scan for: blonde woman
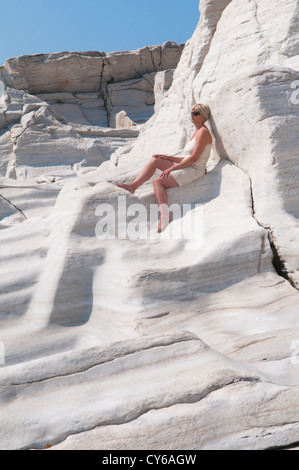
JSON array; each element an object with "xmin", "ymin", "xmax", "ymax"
[{"xmin": 116, "ymin": 104, "xmax": 212, "ymax": 232}]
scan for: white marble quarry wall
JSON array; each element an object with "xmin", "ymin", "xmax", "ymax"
[
  {"xmin": 0, "ymin": 0, "xmax": 299, "ymax": 451},
  {"xmin": 0, "ymin": 43, "xmax": 183, "ymax": 185},
  {"xmin": 1, "ymin": 42, "xmax": 184, "ymax": 128}
]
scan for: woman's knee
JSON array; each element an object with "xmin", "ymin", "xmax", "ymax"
[
  {"xmin": 150, "ymin": 156, "xmax": 159, "ymax": 167},
  {"xmin": 153, "ymin": 176, "xmax": 162, "ymax": 187}
]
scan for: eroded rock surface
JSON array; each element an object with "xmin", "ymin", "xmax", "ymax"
[{"xmin": 0, "ymin": 0, "xmax": 298, "ymax": 450}]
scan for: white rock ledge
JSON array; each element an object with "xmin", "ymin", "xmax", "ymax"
[{"xmin": 0, "ymin": 0, "xmax": 299, "ymax": 451}]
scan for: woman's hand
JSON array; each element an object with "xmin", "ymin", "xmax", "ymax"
[{"xmin": 160, "ymin": 168, "xmax": 173, "ymax": 178}]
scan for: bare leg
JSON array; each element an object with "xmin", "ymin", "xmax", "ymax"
[
  {"xmin": 153, "ymin": 174, "xmax": 178, "ymax": 232},
  {"xmin": 116, "ymin": 157, "xmax": 174, "ymax": 194}
]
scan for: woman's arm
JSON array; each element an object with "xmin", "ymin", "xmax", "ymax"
[
  {"xmin": 160, "ymin": 129, "xmax": 211, "ymax": 177},
  {"xmin": 153, "ymin": 154, "xmax": 184, "ymax": 163}
]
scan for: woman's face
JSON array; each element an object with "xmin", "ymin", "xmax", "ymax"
[{"xmin": 191, "ymin": 109, "xmax": 204, "ymax": 125}]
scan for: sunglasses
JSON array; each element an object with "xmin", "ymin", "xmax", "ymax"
[{"xmin": 191, "ymin": 111, "xmax": 201, "ymax": 116}]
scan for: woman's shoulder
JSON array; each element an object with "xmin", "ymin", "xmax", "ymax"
[{"xmin": 195, "ymin": 126, "xmax": 212, "ymax": 144}]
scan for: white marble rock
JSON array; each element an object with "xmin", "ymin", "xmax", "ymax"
[{"xmin": 0, "ymin": 0, "xmax": 298, "ymax": 451}]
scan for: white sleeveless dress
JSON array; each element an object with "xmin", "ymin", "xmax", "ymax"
[{"xmin": 171, "ymin": 138, "xmax": 212, "ymax": 187}]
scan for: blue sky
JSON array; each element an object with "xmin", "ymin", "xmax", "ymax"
[{"xmin": 0, "ymin": 0, "xmax": 200, "ymax": 65}]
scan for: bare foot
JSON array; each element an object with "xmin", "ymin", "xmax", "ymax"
[
  {"xmin": 157, "ymin": 215, "xmax": 172, "ymax": 233},
  {"xmin": 115, "ymin": 182, "xmax": 135, "ymax": 194}
]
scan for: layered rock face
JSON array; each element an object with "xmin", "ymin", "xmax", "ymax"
[
  {"xmin": 0, "ymin": 0, "xmax": 299, "ymax": 450},
  {"xmin": 2, "ymin": 43, "xmax": 182, "ymax": 127},
  {"xmin": 0, "ymin": 43, "xmax": 183, "ymax": 182}
]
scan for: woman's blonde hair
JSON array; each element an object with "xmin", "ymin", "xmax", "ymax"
[{"xmin": 192, "ymin": 104, "xmax": 210, "ymax": 121}]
